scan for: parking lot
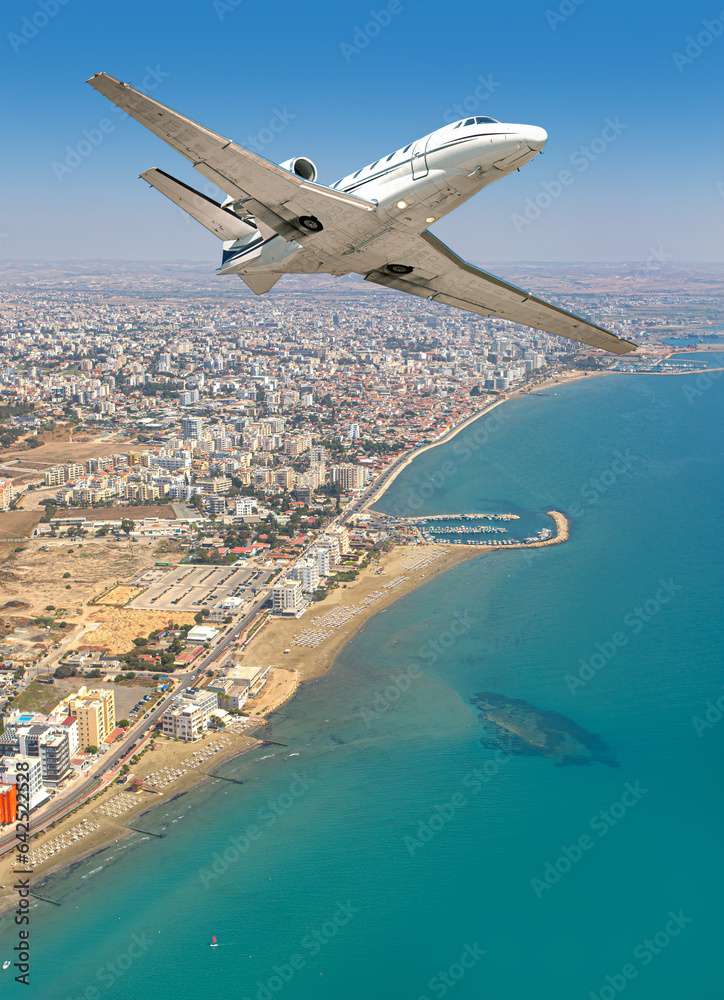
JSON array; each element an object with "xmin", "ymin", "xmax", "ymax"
[{"xmin": 128, "ymin": 564, "xmax": 272, "ymax": 612}]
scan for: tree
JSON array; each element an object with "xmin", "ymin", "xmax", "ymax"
[
  {"xmin": 118, "ymin": 719, "xmax": 130, "ymax": 728},
  {"xmin": 54, "ymin": 664, "xmax": 73, "ymax": 679},
  {"xmin": 121, "ymin": 518, "xmax": 135, "ymax": 537},
  {"xmin": 85, "ymin": 745, "xmax": 98, "ymax": 755}
]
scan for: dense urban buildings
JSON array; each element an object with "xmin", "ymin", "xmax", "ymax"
[{"xmin": 1, "ymin": 260, "xmax": 718, "ymax": 828}]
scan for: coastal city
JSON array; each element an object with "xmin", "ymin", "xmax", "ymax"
[
  {"xmin": 4, "ymin": 1, "xmax": 723, "ymax": 993},
  {"xmin": 0, "ymin": 259, "xmax": 722, "ymax": 904}
]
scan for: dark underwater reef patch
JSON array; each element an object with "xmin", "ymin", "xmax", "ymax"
[{"xmin": 473, "ymin": 692, "xmax": 617, "ymax": 767}]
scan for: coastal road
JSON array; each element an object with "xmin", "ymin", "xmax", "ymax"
[{"xmin": 0, "ymin": 590, "xmax": 271, "ymax": 856}]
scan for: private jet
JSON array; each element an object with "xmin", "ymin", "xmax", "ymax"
[{"xmin": 87, "ymin": 73, "xmax": 635, "ymax": 354}]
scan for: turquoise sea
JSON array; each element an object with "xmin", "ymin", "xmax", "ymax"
[{"xmin": 2, "ymin": 370, "xmax": 723, "ymax": 999}]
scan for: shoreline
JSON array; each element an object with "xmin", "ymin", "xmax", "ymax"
[
  {"xmin": 362, "ymin": 368, "xmax": 601, "ymax": 511},
  {"xmin": 0, "ymin": 364, "xmax": 633, "ymax": 910}
]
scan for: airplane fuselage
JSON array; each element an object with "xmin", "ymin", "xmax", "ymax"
[
  {"xmin": 220, "ymin": 116, "xmax": 548, "ymax": 277},
  {"xmin": 334, "ymin": 116, "xmax": 547, "ymax": 230}
]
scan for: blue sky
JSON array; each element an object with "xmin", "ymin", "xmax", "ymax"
[{"xmin": 2, "ymin": 0, "xmax": 723, "ymax": 262}]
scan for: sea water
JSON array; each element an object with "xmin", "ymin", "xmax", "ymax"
[{"xmin": 2, "ymin": 371, "xmax": 722, "ymax": 999}]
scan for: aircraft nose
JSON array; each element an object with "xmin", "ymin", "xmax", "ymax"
[{"xmin": 521, "ymin": 125, "xmax": 548, "ymax": 150}]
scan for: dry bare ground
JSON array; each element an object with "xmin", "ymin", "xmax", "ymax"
[
  {"xmin": 0, "ymin": 539, "xmax": 170, "ymax": 620},
  {"xmin": 0, "ymin": 433, "xmax": 136, "ymax": 468},
  {"xmin": 81, "ymin": 607, "xmax": 196, "ymax": 654},
  {"xmin": 61, "ymin": 504, "xmax": 177, "ymax": 522},
  {"xmin": 0, "ymin": 510, "xmax": 42, "ymax": 539}
]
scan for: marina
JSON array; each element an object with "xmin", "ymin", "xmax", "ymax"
[{"xmin": 396, "ymin": 511, "xmax": 557, "ymax": 547}]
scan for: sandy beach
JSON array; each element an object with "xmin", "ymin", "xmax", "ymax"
[
  {"xmin": 240, "ymin": 543, "xmax": 482, "ymax": 682},
  {"xmin": 0, "ymin": 377, "xmax": 578, "ymax": 906}
]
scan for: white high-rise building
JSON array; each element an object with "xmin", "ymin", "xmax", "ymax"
[
  {"xmin": 235, "ymin": 497, "xmax": 256, "ymax": 517},
  {"xmin": 181, "ymin": 416, "xmax": 204, "ymax": 441},
  {"xmin": 309, "ymin": 545, "xmax": 332, "ymax": 578},
  {"xmin": 289, "ymin": 557, "xmax": 320, "ymax": 594},
  {"xmin": 272, "ymin": 579, "xmax": 305, "ymax": 615},
  {"xmin": 317, "ymin": 534, "xmax": 341, "ymax": 566},
  {"xmin": 0, "ymin": 755, "xmax": 45, "ymax": 810}
]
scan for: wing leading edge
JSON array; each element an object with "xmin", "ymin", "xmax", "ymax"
[
  {"xmin": 365, "ymin": 232, "xmax": 637, "ymax": 355},
  {"xmin": 86, "ymin": 72, "xmax": 376, "ymax": 248}
]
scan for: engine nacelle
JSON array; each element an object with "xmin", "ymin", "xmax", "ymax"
[{"xmin": 278, "ymin": 156, "xmax": 318, "ymax": 183}]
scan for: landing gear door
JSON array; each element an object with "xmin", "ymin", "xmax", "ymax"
[{"xmin": 411, "ymin": 137, "xmax": 429, "ymax": 180}]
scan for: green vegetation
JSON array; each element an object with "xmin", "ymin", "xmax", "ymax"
[{"xmin": 10, "ymin": 681, "xmax": 62, "ymax": 714}]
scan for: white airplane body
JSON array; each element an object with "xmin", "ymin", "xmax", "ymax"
[{"xmin": 88, "ymin": 73, "xmax": 636, "ymax": 354}]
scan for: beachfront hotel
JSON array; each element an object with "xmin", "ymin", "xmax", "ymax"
[
  {"xmin": 161, "ymin": 687, "xmax": 219, "ymax": 742},
  {"xmin": 272, "ymin": 579, "xmax": 306, "ymax": 616}
]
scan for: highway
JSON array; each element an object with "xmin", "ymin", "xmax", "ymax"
[
  {"xmin": 1, "ymin": 443, "xmax": 422, "ymax": 856},
  {"xmin": 0, "ymin": 588, "xmax": 271, "ymax": 856}
]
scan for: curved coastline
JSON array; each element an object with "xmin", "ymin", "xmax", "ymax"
[
  {"xmin": 0, "ymin": 374, "xmax": 578, "ymax": 907},
  {"xmin": 0, "ymin": 370, "xmax": 601, "ymax": 908}
]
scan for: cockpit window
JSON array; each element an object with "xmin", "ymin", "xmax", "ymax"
[{"xmin": 455, "ymin": 116, "xmax": 499, "ymax": 127}]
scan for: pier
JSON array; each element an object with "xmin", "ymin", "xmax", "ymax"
[
  {"xmin": 125, "ymin": 824, "xmax": 166, "ymax": 839},
  {"xmin": 399, "ymin": 512, "xmax": 520, "ymax": 523},
  {"xmin": 206, "ymin": 772, "xmax": 246, "ymax": 785}
]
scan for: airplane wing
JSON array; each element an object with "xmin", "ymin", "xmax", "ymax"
[
  {"xmin": 87, "ymin": 73, "xmax": 376, "ymax": 246},
  {"xmin": 365, "ymin": 231, "xmax": 637, "ymax": 354}
]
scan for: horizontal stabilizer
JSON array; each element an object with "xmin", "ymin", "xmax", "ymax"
[
  {"xmin": 140, "ymin": 168, "xmax": 255, "ymax": 241},
  {"xmin": 240, "ymin": 273, "xmax": 281, "ymax": 295}
]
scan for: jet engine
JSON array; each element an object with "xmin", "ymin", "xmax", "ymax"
[{"xmin": 278, "ymin": 157, "xmax": 318, "ymax": 183}]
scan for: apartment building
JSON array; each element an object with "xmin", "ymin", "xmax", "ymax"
[
  {"xmin": 161, "ymin": 687, "xmax": 218, "ymax": 742},
  {"xmin": 60, "ymin": 687, "xmax": 116, "ymax": 750},
  {"xmin": 39, "ymin": 730, "xmax": 71, "ymax": 787},
  {"xmin": 161, "ymin": 702, "xmax": 207, "ymax": 742},
  {"xmin": 0, "ymin": 478, "xmax": 15, "ymax": 511},
  {"xmin": 308, "ymin": 545, "xmax": 332, "ymax": 578},
  {"xmin": 289, "ymin": 557, "xmax": 320, "ymax": 594},
  {"xmin": 0, "ymin": 755, "xmax": 45, "ymax": 810},
  {"xmin": 331, "ymin": 463, "xmax": 367, "ymax": 492},
  {"xmin": 272, "ymin": 579, "xmax": 306, "ymax": 615}
]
